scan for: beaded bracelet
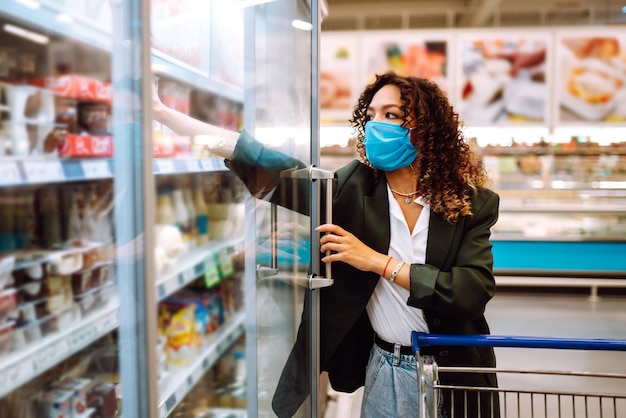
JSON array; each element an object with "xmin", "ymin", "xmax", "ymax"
[
  {"xmin": 389, "ymin": 261, "xmax": 405, "ymax": 283},
  {"xmin": 382, "ymin": 257, "xmax": 393, "ymax": 278}
]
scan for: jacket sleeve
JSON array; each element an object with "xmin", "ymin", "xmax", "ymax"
[
  {"xmin": 407, "ymin": 190, "xmax": 500, "ymax": 319},
  {"xmin": 224, "ymin": 129, "xmax": 307, "ymax": 200}
]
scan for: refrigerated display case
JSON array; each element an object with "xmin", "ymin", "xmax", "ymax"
[
  {"xmin": 484, "ymin": 145, "xmax": 626, "ymax": 276},
  {"xmin": 0, "ymin": 1, "xmax": 326, "ymax": 417}
]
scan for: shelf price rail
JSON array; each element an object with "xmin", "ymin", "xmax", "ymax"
[{"xmin": 411, "ymin": 331, "xmax": 626, "ymax": 418}]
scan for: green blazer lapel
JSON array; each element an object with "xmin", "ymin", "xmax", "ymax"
[
  {"xmin": 363, "ymin": 179, "xmax": 390, "ymax": 255},
  {"xmin": 426, "ymin": 212, "xmax": 457, "ymax": 269}
]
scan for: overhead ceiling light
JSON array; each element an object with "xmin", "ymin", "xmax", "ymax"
[
  {"xmin": 14, "ymin": 0, "xmax": 40, "ymax": 9},
  {"xmin": 292, "ymin": 19, "xmax": 313, "ymax": 31},
  {"xmin": 3, "ymin": 23, "xmax": 49, "ymax": 44}
]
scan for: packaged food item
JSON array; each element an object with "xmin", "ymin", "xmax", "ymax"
[
  {"xmin": 48, "ymin": 251, "xmax": 83, "ymax": 275},
  {"xmin": 87, "ymin": 383, "xmax": 117, "ymax": 418},
  {"xmin": 0, "ymin": 191, "xmax": 17, "ymax": 251},
  {"xmin": 0, "ymin": 256, "xmax": 15, "ymax": 291},
  {"xmin": 163, "ymin": 305, "xmax": 198, "ymax": 369},
  {"xmin": 55, "ymin": 303, "xmax": 81, "ymax": 329},
  {"xmin": 0, "ymin": 288, "xmax": 18, "ymax": 319},
  {"xmin": 78, "ymin": 103, "xmax": 110, "ymax": 136},
  {"xmin": 183, "ymin": 187, "xmax": 197, "ymax": 249},
  {"xmin": 54, "ymin": 97, "xmax": 78, "ymax": 133},
  {"xmin": 172, "ymin": 188, "xmax": 191, "ymax": 247},
  {"xmin": 56, "ymin": 377, "xmax": 92, "ymax": 416},
  {"xmin": 154, "ymin": 224, "xmax": 184, "ymax": 274},
  {"xmin": 74, "ymin": 288, "xmax": 98, "ymax": 316},
  {"xmin": 0, "ymin": 319, "xmax": 16, "ymax": 355},
  {"xmin": 71, "ymin": 267, "xmax": 97, "ymax": 296},
  {"xmin": 36, "ymin": 186, "xmax": 63, "ymax": 248},
  {"xmin": 58, "ymin": 133, "xmax": 113, "ymax": 157},
  {"xmin": 35, "ymin": 388, "xmax": 73, "ymax": 418},
  {"xmin": 156, "ymin": 188, "xmax": 176, "ymax": 226},
  {"xmin": 45, "ymin": 278, "xmax": 73, "ymax": 313},
  {"xmin": 193, "ymin": 184, "xmax": 209, "ymax": 246}
]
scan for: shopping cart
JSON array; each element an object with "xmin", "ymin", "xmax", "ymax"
[{"xmin": 411, "ymin": 331, "xmax": 626, "ymax": 418}]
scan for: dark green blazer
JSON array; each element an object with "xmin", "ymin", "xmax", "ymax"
[{"xmin": 227, "ymin": 131, "xmax": 500, "ymax": 418}]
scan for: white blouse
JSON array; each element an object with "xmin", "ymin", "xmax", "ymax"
[{"xmin": 365, "ymin": 185, "xmax": 431, "ymax": 346}]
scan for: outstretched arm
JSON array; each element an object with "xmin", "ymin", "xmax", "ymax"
[{"xmin": 152, "ymin": 83, "xmax": 239, "ymax": 159}]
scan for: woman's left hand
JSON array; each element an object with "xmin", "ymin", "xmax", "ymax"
[{"xmin": 317, "ymin": 223, "xmax": 382, "ymax": 273}]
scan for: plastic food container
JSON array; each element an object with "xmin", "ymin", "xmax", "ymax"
[
  {"xmin": 0, "ymin": 319, "xmax": 16, "ymax": 355},
  {"xmin": 0, "ymin": 288, "xmax": 17, "ymax": 319},
  {"xmin": 48, "ymin": 251, "xmax": 83, "ymax": 275},
  {"xmin": 0, "ymin": 256, "xmax": 15, "ymax": 291}
]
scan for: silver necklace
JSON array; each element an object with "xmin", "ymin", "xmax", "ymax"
[{"xmin": 390, "ymin": 188, "xmax": 419, "ymax": 204}]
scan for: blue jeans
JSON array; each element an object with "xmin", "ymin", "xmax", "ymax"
[{"xmin": 361, "ymin": 344, "xmax": 446, "ymax": 418}]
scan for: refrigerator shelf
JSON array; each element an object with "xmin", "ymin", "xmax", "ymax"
[
  {"xmin": 152, "ymin": 50, "xmax": 244, "ymax": 104},
  {"xmin": 157, "ymin": 311, "xmax": 245, "ymax": 418},
  {"xmin": 0, "ymin": 302, "xmax": 119, "ymax": 397},
  {"xmin": 156, "ymin": 237, "xmax": 243, "ymax": 301},
  {"xmin": 0, "ymin": 157, "xmax": 228, "ymax": 187},
  {"xmin": 0, "ymin": 1, "xmax": 112, "ymax": 52}
]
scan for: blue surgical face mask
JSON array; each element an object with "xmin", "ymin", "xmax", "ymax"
[{"xmin": 363, "ymin": 121, "xmax": 417, "ymax": 171}]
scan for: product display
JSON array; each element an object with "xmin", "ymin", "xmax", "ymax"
[{"xmin": 0, "ymin": 2, "xmax": 247, "ymax": 416}]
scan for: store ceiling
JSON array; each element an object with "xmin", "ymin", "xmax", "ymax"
[{"xmin": 322, "ymin": 0, "xmax": 626, "ymax": 30}]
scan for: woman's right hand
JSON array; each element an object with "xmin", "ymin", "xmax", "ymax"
[
  {"xmin": 148, "ymin": 76, "xmax": 239, "ymax": 158},
  {"xmin": 151, "ymin": 79, "xmax": 167, "ymax": 123}
]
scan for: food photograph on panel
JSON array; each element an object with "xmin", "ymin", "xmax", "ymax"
[
  {"xmin": 557, "ymin": 32, "xmax": 626, "ymax": 123},
  {"xmin": 320, "ymin": 34, "xmax": 360, "ymax": 124},
  {"xmin": 459, "ymin": 33, "xmax": 549, "ymax": 125},
  {"xmin": 361, "ymin": 31, "xmax": 450, "ymax": 93}
]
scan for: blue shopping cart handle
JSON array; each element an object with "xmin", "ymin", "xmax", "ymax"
[{"xmin": 411, "ymin": 331, "xmax": 626, "ymax": 352}]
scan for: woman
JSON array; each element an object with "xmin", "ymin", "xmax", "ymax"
[{"xmin": 154, "ymin": 72, "xmax": 500, "ymax": 418}]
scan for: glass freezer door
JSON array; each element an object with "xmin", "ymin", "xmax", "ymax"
[
  {"xmin": 146, "ymin": 0, "xmax": 329, "ymax": 417},
  {"xmin": 244, "ymin": 1, "xmax": 330, "ymax": 417}
]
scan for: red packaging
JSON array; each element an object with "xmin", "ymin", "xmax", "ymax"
[
  {"xmin": 59, "ymin": 134, "xmax": 113, "ymax": 157},
  {"xmin": 28, "ymin": 75, "xmax": 112, "ymax": 103}
]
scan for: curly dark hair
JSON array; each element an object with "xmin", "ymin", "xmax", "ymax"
[{"xmin": 350, "ymin": 72, "xmax": 489, "ymax": 223}]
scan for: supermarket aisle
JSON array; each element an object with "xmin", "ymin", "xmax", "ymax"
[{"xmin": 323, "ymin": 290, "xmax": 626, "ymax": 417}]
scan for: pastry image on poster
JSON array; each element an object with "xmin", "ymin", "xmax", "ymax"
[
  {"xmin": 361, "ymin": 32, "xmax": 449, "ymax": 92},
  {"xmin": 557, "ymin": 34, "xmax": 626, "ymax": 123},
  {"xmin": 320, "ymin": 34, "xmax": 359, "ymax": 124},
  {"xmin": 459, "ymin": 35, "xmax": 548, "ymax": 125}
]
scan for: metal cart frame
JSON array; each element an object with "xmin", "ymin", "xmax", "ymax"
[{"xmin": 411, "ymin": 331, "xmax": 626, "ymax": 418}]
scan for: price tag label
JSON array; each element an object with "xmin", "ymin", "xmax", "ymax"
[
  {"xmin": 82, "ymin": 160, "xmax": 112, "ymax": 179},
  {"xmin": 32, "ymin": 340, "xmax": 68, "ymax": 371},
  {"xmin": 23, "ymin": 161, "xmax": 64, "ymax": 183},
  {"xmin": 205, "ymin": 351, "xmax": 218, "ymax": 368},
  {"xmin": 216, "ymin": 340, "xmax": 228, "ymax": 355},
  {"xmin": 218, "ymin": 249, "xmax": 234, "ymax": 278},
  {"xmin": 164, "ymin": 394, "xmax": 177, "ymax": 413},
  {"xmin": 185, "ymin": 159, "xmax": 200, "ymax": 172},
  {"xmin": 0, "ymin": 161, "xmax": 22, "ymax": 185},
  {"xmin": 156, "ymin": 159, "xmax": 175, "ymax": 174},
  {"xmin": 68, "ymin": 324, "xmax": 98, "ymax": 350},
  {"xmin": 213, "ymin": 159, "xmax": 227, "ymax": 170},
  {"xmin": 183, "ymin": 267, "xmax": 195, "ymax": 283},
  {"xmin": 95, "ymin": 310, "xmax": 119, "ymax": 334},
  {"xmin": 158, "ymin": 284, "xmax": 166, "ymax": 299},
  {"xmin": 199, "ymin": 158, "xmax": 219, "ymax": 172},
  {"xmin": 0, "ymin": 364, "xmax": 24, "ymax": 394},
  {"xmin": 204, "ymin": 262, "xmax": 220, "ymax": 288}
]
